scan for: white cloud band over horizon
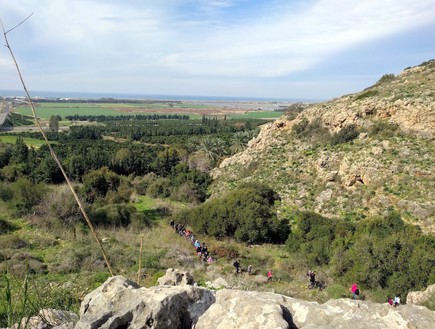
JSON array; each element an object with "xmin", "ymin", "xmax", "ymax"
[{"xmin": 1, "ymin": 0, "xmax": 434, "ymax": 99}]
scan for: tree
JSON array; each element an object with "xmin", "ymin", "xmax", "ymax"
[
  {"xmin": 177, "ymin": 183, "xmax": 289, "ymax": 244},
  {"xmin": 12, "ymin": 177, "xmax": 48, "ymax": 215},
  {"xmin": 81, "ymin": 167, "xmax": 120, "ymax": 203},
  {"xmin": 49, "ymin": 115, "xmax": 60, "ymax": 132},
  {"xmin": 10, "ymin": 137, "xmax": 28, "ymax": 164}
]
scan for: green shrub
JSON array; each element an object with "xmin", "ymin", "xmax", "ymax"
[
  {"xmin": 11, "ymin": 178, "xmax": 48, "ymax": 215},
  {"xmin": 146, "ymin": 177, "xmax": 171, "ymax": 198},
  {"xmin": 0, "ymin": 183, "xmax": 13, "ymax": 202},
  {"xmin": 285, "ymin": 212, "xmax": 336, "ymax": 265},
  {"xmin": 292, "ymin": 118, "xmax": 331, "ymax": 145},
  {"xmin": 369, "ymin": 121, "xmax": 399, "ymax": 139},
  {"xmin": 354, "ymin": 89, "xmax": 379, "ymax": 101},
  {"xmin": 376, "ymin": 73, "xmax": 395, "ymax": 85},
  {"xmin": 0, "ymin": 219, "xmax": 16, "ymax": 234},
  {"xmin": 175, "ymin": 183, "xmax": 289, "ymax": 244},
  {"xmin": 331, "ymin": 125, "xmax": 359, "ymax": 145},
  {"xmin": 90, "ymin": 203, "xmax": 136, "ymax": 227}
]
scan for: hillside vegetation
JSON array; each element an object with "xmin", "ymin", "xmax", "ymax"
[{"xmin": 212, "ymin": 59, "xmax": 435, "ymax": 233}]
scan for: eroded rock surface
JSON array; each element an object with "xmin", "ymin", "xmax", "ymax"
[{"xmin": 71, "ymin": 275, "xmax": 434, "ymax": 329}]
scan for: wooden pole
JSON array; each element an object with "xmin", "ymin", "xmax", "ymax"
[{"xmin": 137, "ymin": 235, "xmax": 144, "ymax": 283}]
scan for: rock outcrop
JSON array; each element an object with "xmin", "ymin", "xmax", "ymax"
[
  {"xmin": 74, "ymin": 276, "xmax": 215, "ymax": 329},
  {"xmin": 157, "ymin": 268, "xmax": 194, "ymax": 286},
  {"xmin": 407, "ymin": 284, "xmax": 435, "ymax": 306},
  {"xmin": 71, "ymin": 275, "xmax": 435, "ymax": 329}
]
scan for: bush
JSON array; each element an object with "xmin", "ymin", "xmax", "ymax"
[
  {"xmin": 11, "ymin": 178, "xmax": 48, "ymax": 215},
  {"xmin": 211, "ymin": 246, "xmax": 239, "ymax": 259},
  {"xmin": 369, "ymin": 121, "xmax": 399, "ymax": 139},
  {"xmin": 354, "ymin": 89, "xmax": 379, "ymax": 101},
  {"xmin": 81, "ymin": 167, "xmax": 120, "ymax": 203},
  {"xmin": 285, "ymin": 211, "xmax": 435, "ymax": 299},
  {"xmin": 175, "ymin": 183, "xmax": 289, "ymax": 244},
  {"xmin": 376, "ymin": 73, "xmax": 395, "ymax": 85},
  {"xmin": 0, "ymin": 183, "xmax": 13, "ymax": 202},
  {"xmin": 0, "ymin": 218, "xmax": 16, "ymax": 234},
  {"xmin": 146, "ymin": 177, "xmax": 171, "ymax": 198},
  {"xmin": 292, "ymin": 118, "xmax": 331, "ymax": 145},
  {"xmin": 285, "ymin": 212, "xmax": 336, "ymax": 265},
  {"xmin": 331, "ymin": 125, "xmax": 359, "ymax": 145},
  {"xmin": 132, "ymin": 173, "xmax": 158, "ymax": 195},
  {"xmin": 90, "ymin": 203, "xmax": 136, "ymax": 227}
]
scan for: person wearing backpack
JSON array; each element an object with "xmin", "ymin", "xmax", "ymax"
[
  {"xmin": 350, "ymin": 283, "xmax": 360, "ymax": 299},
  {"xmin": 233, "ymin": 259, "xmax": 240, "ymax": 274}
]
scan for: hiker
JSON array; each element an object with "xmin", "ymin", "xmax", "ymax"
[
  {"xmin": 267, "ymin": 270, "xmax": 273, "ymax": 282},
  {"xmin": 350, "ymin": 283, "xmax": 360, "ymax": 300},
  {"xmin": 307, "ymin": 270, "xmax": 316, "ymax": 288},
  {"xmin": 202, "ymin": 243, "xmax": 208, "ymax": 255},
  {"xmin": 196, "ymin": 245, "xmax": 202, "ymax": 257},
  {"xmin": 233, "ymin": 259, "xmax": 240, "ymax": 274},
  {"xmin": 393, "ymin": 295, "xmax": 400, "ymax": 307},
  {"xmin": 387, "ymin": 297, "xmax": 393, "ymax": 305},
  {"xmin": 207, "ymin": 255, "xmax": 213, "ymax": 264},
  {"xmin": 247, "ymin": 264, "xmax": 252, "ymax": 275}
]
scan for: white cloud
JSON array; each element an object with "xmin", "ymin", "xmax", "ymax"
[{"xmin": 1, "ymin": 0, "xmax": 434, "ymax": 97}]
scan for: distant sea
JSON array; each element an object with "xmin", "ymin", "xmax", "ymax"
[{"xmin": 0, "ymin": 89, "xmax": 318, "ymax": 103}]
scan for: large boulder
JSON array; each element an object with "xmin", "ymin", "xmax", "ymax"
[
  {"xmin": 195, "ymin": 289, "xmax": 435, "ymax": 329},
  {"xmin": 72, "ymin": 275, "xmax": 435, "ymax": 329},
  {"xmin": 74, "ymin": 276, "xmax": 215, "ymax": 329}
]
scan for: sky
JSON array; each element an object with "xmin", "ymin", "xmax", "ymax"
[{"xmin": 0, "ymin": 0, "xmax": 434, "ymax": 100}]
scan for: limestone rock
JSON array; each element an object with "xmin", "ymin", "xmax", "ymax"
[
  {"xmin": 205, "ymin": 277, "xmax": 229, "ymax": 289},
  {"xmin": 5, "ymin": 309, "xmax": 78, "ymax": 329},
  {"xmin": 407, "ymin": 284, "xmax": 435, "ymax": 306},
  {"xmin": 157, "ymin": 268, "xmax": 194, "ymax": 286},
  {"xmin": 74, "ymin": 275, "xmax": 215, "ymax": 329},
  {"xmin": 71, "ymin": 275, "xmax": 435, "ymax": 329},
  {"xmin": 196, "ymin": 289, "xmax": 435, "ymax": 329}
]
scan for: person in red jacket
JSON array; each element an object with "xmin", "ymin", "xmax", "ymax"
[{"xmin": 267, "ymin": 270, "xmax": 273, "ymax": 282}]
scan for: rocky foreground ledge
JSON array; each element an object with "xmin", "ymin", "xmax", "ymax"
[{"xmin": 4, "ymin": 269, "xmax": 435, "ymax": 329}]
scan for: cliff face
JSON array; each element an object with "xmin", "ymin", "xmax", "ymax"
[{"xmin": 212, "ymin": 60, "xmax": 435, "ymax": 233}]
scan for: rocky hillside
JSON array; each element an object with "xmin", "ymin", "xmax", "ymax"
[{"xmin": 212, "ymin": 60, "xmax": 435, "ymax": 233}]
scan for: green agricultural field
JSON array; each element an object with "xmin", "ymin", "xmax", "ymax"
[
  {"xmin": 14, "ymin": 104, "xmax": 122, "ymax": 119},
  {"xmin": 0, "ymin": 135, "xmax": 51, "ymax": 148},
  {"xmin": 13, "ymin": 102, "xmax": 282, "ymax": 121}
]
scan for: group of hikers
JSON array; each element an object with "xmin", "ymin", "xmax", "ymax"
[
  {"xmin": 170, "ymin": 221, "xmax": 401, "ymax": 304},
  {"xmin": 170, "ymin": 221, "xmax": 274, "ymax": 281},
  {"xmin": 171, "ymin": 221, "xmax": 213, "ymax": 263},
  {"xmin": 232, "ymin": 259, "xmax": 273, "ymax": 281}
]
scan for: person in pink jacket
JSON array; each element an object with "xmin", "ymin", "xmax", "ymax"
[
  {"xmin": 267, "ymin": 270, "xmax": 273, "ymax": 282},
  {"xmin": 350, "ymin": 283, "xmax": 360, "ymax": 299}
]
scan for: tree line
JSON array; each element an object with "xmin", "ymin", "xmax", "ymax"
[{"xmin": 65, "ymin": 114, "xmax": 190, "ymax": 122}]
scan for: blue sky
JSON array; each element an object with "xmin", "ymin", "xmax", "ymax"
[{"xmin": 1, "ymin": 0, "xmax": 434, "ymax": 100}]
